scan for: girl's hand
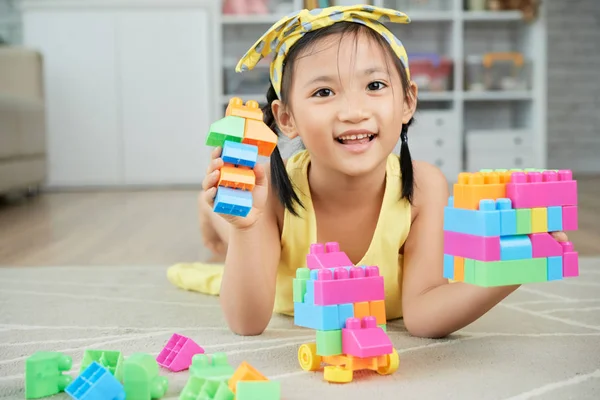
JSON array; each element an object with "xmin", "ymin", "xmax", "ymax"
[
  {"xmin": 201, "ymin": 146, "xmax": 269, "ymax": 231},
  {"xmin": 551, "ymin": 231, "xmax": 569, "ymax": 242}
]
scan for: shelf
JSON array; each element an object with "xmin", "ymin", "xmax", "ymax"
[
  {"xmin": 405, "ymin": 11, "xmax": 454, "ymax": 21},
  {"xmin": 462, "ymin": 91, "xmax": 532, "ymax": 101},
  {"xmin": 221, "ymin": 14, "xmax": 287, "ymax": 24},
  {"xmin": 462, "ymin": 11, "xmax": 523, "ymax": 21},
  {"xmin": 418, "ymin": 92, "xmax": 454, "ymax": 101}
]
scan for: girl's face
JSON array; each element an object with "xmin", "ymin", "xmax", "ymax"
[{"xmin": 274, "ymin": 31, "xmax": 417, "ymax": 177}]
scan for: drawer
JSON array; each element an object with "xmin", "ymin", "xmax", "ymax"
[
  {"xmin": 467, "ymin": 150, "xmax": 535, "ymax": 172},
  {"xmin": 412, "ymin": 110, "xmax": 458, "ymax": 134},
  {"xmin": 466, "ymin": 129, "xmax": 533, "ymax": 152}
]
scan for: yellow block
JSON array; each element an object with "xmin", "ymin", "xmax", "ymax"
[{"xmin": 531, "ymin": 207, "xmax": 548, "ymax": 233}]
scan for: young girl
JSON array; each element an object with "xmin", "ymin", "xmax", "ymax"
[{"xmin": 168, "ymin": 5, "xmax": 568, "ymax": 337}]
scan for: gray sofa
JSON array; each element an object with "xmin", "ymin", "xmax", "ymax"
[{"xmin": 0, "ymin": 46, "xmax": 47, "ymax": 196}]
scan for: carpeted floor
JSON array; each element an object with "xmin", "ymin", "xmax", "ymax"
[{"xmin": 1, "ymin": 260, "xmax": 599, "ymax": 400}]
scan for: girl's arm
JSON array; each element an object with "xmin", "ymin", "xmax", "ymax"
[
  {"xmin": 219, "ymin": 166, "xmax": 282, "ymax": 336},
  {"xmin": 401, "ymin": 162, "xmax": 519, "ymax": 338}
]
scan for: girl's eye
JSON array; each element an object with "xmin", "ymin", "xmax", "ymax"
[
  {"xmin": 367, "ymin": 81, "xmax": 387, "ymax": 91},
  {"xmin": 313, "ymin": 88, "xmax": 333, "ymax": 97}
]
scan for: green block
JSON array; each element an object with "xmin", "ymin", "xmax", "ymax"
[
  {"xmin": 473, "ymin": 258, "xmax": 548, "ymax": 287},
  {"xmin": 80, "ymin": 350, "xmax": 124, "ymax": 381},
  {"xmin": 123, "ymin": 353, "xmax": 168, "ymax": 400},
  {"xmin": 206, "ymin": 116, "xmax": 245, "ymax": 147},
  {"xmin": 292, "ymin": 278, "xmax": 307, "ymax": 303},
  {"xmin": 25, "ymin": 352, "xmax": 73, "ymax": 399},
  {"xmin": 378, "ymin": 324, "xmax": 387, "ymax": 332},
  {"xmin": 236, "ymin": 381, "xmax": 281, "ymax": 400},
  {"xmin": 180, "ymin": 375, "xmax": 234, "ymax": 400},
  {"xmin": 516, "ymin": 208, "xmax": 532, "ymax": 234},
  {"xmin": 189, "ymin": 353, "xmax": 234, "ymax": 381},
  {"xmin": 316, "ymin": 330, "xmax": 342, "ymax": 356},
  {"xmin": 464, "ymin": 258, "xmax": 476, "ymax": 284}
]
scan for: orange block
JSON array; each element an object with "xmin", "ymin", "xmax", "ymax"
[
  {"xmin": 369, "ymin": 300, "xmax": 386, "ymax": 325},
  {"xmin": 228, "ymin": 361, "xmax": 268, "ymax": 393},
  {"xmin": 454, "ymin": 256, "xmax": 464, "ymax": 282},
  {"xmin": 243, "ymin": 119, "xmax": 277, "ymax": 157},
  {"xmin": 453, "ymin": 171, "xmax": 512, "ymax": 210},
  {"xmin": 225, "ymin": 97, "xmax": 263, "ymax": 121},
  {"xmin": 354, "ymin": 302, "xmax": 370, "ymax": 319},
  {"xmin": 218, "ymin": 164, "xmax": 255, "ymax": 191}
]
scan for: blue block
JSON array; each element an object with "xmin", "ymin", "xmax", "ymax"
[
  {"xmin": 499, "ymin": 235, "xmax": 532, "ymax": 260},
  {"xmin": 213, "ymin": 187, "xmax": 252, "ymax": 217},
  {"xmin": 303, "ymin": 279, "xmax": 314, "ymax": 304},
  {"xmin": 66, "ymin": 362, "xmax": 125, "ymax": 400},
  {"xmin": 338, "ymin": 303, "xmax": 354, "ymax": 328},
  {"xmin": 497, "ymin": 198, "xmax": 517, "ymax": 236},
  {"xmin": 222, "ymin": 140, "xmax": 258, "ymax": 168},
  {"xmin": 547, "ymin": 206, "xmax": 563, "ymax": 232},
  {"xmin": 547, "ymin": 256, "xmax": 563, "ymax": 281},
  {"xmin": 443, "ymin": 254, "xmax": 454, "ymax": 279},
  {"xmin": 294, "ymin": 302, "xmax": 347, "ymax": 330},
  {"xmin": 443, "ymin": 197, "xmax": 501, "ymax": 236}
]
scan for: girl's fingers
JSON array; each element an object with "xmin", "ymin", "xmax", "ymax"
[
  {"xmin": 202, "ymin": 169, "xmax": 220, "ymax": 191},
  {"xmin": 204, "ymin": 186, "xmax": 217, "ymax": 207},
  {"xmin": 253, "ymin": 163, "xmax": 267, "ymax": 188}
]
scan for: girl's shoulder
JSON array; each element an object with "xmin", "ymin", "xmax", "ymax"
[{"xmin": 410, "ymin": 160, "xmax": 450, "ymax": 219}]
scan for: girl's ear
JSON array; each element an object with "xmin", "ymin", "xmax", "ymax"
[
  {"xmin": 271, "ymin": 99, "xmax": 298, "ymax": 139},
  {"xmin": 402, "ymin": 81, "xmax": 419, "ymax": 124}
]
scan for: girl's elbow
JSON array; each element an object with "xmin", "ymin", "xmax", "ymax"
[{"xmin": 403, "ymin": 314, "xmax": 452, "ymax": 339}]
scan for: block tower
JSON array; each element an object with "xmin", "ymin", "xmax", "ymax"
[
  {"xmin": 293, "ymin": 242, "xmax": 399, "ymax": 383},
  {"xmin": 443, "ymin": 169, "xmax": 579, "ymax": 287},
  {"xmin": 205, "ymin": 97, "xmax": 277, "ymax": 217}
]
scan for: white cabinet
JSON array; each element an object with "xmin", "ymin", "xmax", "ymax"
[{"xmin": 20, "ymin": 0, "xmax": 220, "ymax": 187}]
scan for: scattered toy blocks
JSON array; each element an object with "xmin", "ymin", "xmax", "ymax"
[
  {"xmin": 236, "ymin": 381, "xmax": 281, "ymax": 400},
  {"xmin": 25, "ymin": 352, "xmax": 73, "ymax": 399},
  {"xmin": 65, "ymin": 361, "xmax": 125, "ymax": 400},
  {"xmin": 80, "ymin": 350, "xmax": 124, "ymax": 382},
  {"xmin": 123, "ymin": 353, "xmax": 168, "ymax": 400},
  {"xmin": 444, "ymin": 168, "xmax": 579, "ymax": 286},
  {"xmin": 179, "ymin": 376, "xmax": 234, "ymax": 400},
  {"xmin": 189, "ymin": 353, "xmax": 235, "ymax": 381},
  {"xmin": 157, "ymin": 333, "xmax": 204, "ymax": 372}
]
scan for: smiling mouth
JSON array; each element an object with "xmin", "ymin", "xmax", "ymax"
[{"xmin": 336, "ymin": 133, "xmax": 377, "ymax": 144}]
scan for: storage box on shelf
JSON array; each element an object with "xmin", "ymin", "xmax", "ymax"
[
  {"xmin": 386, "ymin": 0, "xmax": 452, "ymax": 11},
  {"xmin": 465, "ymin": 52, "xmax": 531, "ymax": 91},
  {"xmin": 409, "ymin": 53, "xmax": 453, "ymax": 92}
]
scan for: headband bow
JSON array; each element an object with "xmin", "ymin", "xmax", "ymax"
[{"xmin": 235, "ymin": 5, "xmax": 411, "ymax": 99}]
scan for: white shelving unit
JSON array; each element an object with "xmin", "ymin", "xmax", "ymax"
[{"xmin": 217, "ymin": 0, "xmax": 547, "ymax": 182}]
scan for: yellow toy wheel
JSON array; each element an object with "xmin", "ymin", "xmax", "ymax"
[
  {"xmin": 324, "ymin": 366, "xmax": 353, "ymax": 383},
  {"xmin": 298, "ymin": 343, "xmax": 321, "ymax": 371},
  {"xmin": 377, "ymin": 348, "xmax": 399, "ymax": 375}
]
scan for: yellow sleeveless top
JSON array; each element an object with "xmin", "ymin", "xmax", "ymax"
[{"xmin": 274, "ymin": 150, "xmax": 412, "ymax": 321}]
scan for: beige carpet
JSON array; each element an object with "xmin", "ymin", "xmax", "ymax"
[{"xmin": 1, "ymin": 260, "xmax": 599, "ymax": 400}]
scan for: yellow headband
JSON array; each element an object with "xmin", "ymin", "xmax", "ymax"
[{"xmin": 235, "ymin": 5, "xmax": 411, "ymax": 99}]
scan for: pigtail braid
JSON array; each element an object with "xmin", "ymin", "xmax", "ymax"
[{"xmin": 399, "ymin": 118, "xmax": 415, "ymax": 204}]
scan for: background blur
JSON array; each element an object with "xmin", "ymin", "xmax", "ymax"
[{"xmin": 1, "ymin": 0, "xmax": 599, "ymax": 266}]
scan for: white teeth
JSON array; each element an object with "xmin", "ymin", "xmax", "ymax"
[{"xmin": 338, "ymin": 133, "xmax": 373, "ymax": 141}]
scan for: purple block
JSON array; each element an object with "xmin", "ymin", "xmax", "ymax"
[{"xmin": 443, "ymin": 231, "xmax": 500, "ymax": 261}]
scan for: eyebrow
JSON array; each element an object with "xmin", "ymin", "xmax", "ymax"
[{"xmin": 305, "ymin": 67, "xmax": 387, "ymax": 86}]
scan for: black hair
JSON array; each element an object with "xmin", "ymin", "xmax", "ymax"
[{"xmin": 262, "ymin": 21, "xmax": 416, "ymax": 217}]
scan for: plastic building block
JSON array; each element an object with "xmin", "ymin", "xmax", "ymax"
[
  {"xmin": 294, "ymin": 301, "xmax": 354, "ymax": 330},
  {"xmin": 218, "ymin": 165, "xmax": 255, "ymax": 191},
  {"xmin": 444, "ymin": 231, "xmax": 500, "ymax": 261},
  {"xmin": 453, "ymin": 171, "xmax": 510, "ymax": 209},
  {"xmin": 221, "ymin": 140, "xmax": 258, "ymax": 168},
  {"xmin": 242, "ymin": 118, "xmax": 278, "ymax": 157},
  {"xmin": 206, "ymin": 116, "xmax": 245, "ymax": 147},
  {"xmin": 369, "ymin": 300, "xmax": 386, "ymax": 325},
  {"xmin": 227, "ymin": 362, "xmax": 267, "ymax": 393},
  {"xmin": 156, "ymin": 333, "xmax": 204, "ymax": 372},
  {"xmin": 464, "ymin": 258, "xmax": 548, "ymax": 287},
  {"xmin": 189, "ymin": 353, "xmax": 235, "ymax": 381},
  {"xmin": 123, "ymin": 353, "xmax": 168, "ymax": 400},
  {"xmin": 499, "ymin": 235, "xmax": 532, "ymax": 260},
  {"xmin": 313, "ymin": 266, "xmax": 385, "ymax": 305},
  {"xmin": 562, "ymin": 205, "xmax": 578, "ymax": 231},
  {"xmin": 213, "ymin": 187, "xmax": 252, "ymax": 217},
  {"xmin": 547, "ymin": 206, "xmax": 563, "ymax": 232},
  {"xmin": 443, "ymin": 254, "xmax": 454, "ymax": 279},
  {"xmin": 516, "ymin": 208, "xmax": 532, "ymax": 234},
  {"xmin": 547, "ymin": 256, "xmax": 563, "ymax": 281},
  {"xmin": 65, "ymin": 361, "xmax": 125, "ymax": 400},
  {"xmin": 225, "ymin": 97, "xmax": 263, "ymax": 121},
  {"xmin": 505, "ymin": 170, "xmax": 577, "ymax": 208},
  {"xmin": 316, "ymin": 330, "xmax": 343, "ymax": 356},
  {"xmin": 179, "ymin": 376, "xmax": 234, "ymax": 400},
  {"xmin": 443, "ymin": 197, "xmax": 501, "ymax": 236},
  {"xmin": 25, "ymin": 352, "xmax": 73, "ymax": 399},
  {"xmin": 531, "ymin": 207, "xmax": 548, "ymax": 233},
  {"xmin": 80, "ymin": 350, "xmax": 124, "ymax": 382},
  {"xmin": 342, "ymin": 317, "xmax": 393, "ymax": 358},
  {"xmin": 562, "ymin": 242, "xmax": 579, "ymax": 277},
  {"xmin": 236, "ymin": 381, "xmax": 281, "ymax": 400},
  {"xmin": 498, "ymin": 198, "xmax": 517, "ymax": 235},
  {"xmin": 529, "ymin": 233, "xmax": 563, "ymax": 258},
  {"xmin": 454, "ymin": 256, "xmax": 465, "ymax": 281},
  {"xmin": 306, "ymin": 242, "xmax": 353, "ymax": 269}
]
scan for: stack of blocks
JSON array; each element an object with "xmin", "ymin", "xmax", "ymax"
[
  {"xmin": 205, "ymin": 97, "xmax": 277, "ymax": 217},
  {"xmin": 293, "ymin": 242, "xmax": 399, "ymax": 383},
  {"xmin": 443, "ymin": 169, "xmax": 579, "ymax": 287}
]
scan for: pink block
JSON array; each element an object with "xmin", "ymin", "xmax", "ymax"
[
  {"xmin": 156, "ymin": 333, "xmax": 204, "ymax": 372},
  {"xmin": 443, "ymin": 231, "xmax": 500, "ymax": 261},
  {"xmin": 561, "ymin": 242, "xmax": 579, "ymax": 277},
  {"xmin": 562, "ymin": 206, "xmax": 578, "ymax": 231},
  {"xmin": 306, "ymin": 242, "xmax": 353, "ymax": 269},
  {"xmin": 342, "ymin": 317, "xmax": 393, "ymax": 358},
  {"xmin": 505, "ymin": 170, "xmax": 577, "ymax": 209},
  {"xmin": 528, "ymin": 233, "xmax": 563, "ymax": 258},
  {"xmin": 313, "ymin": 266, "xmax": 384, "ymax": 305}
]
